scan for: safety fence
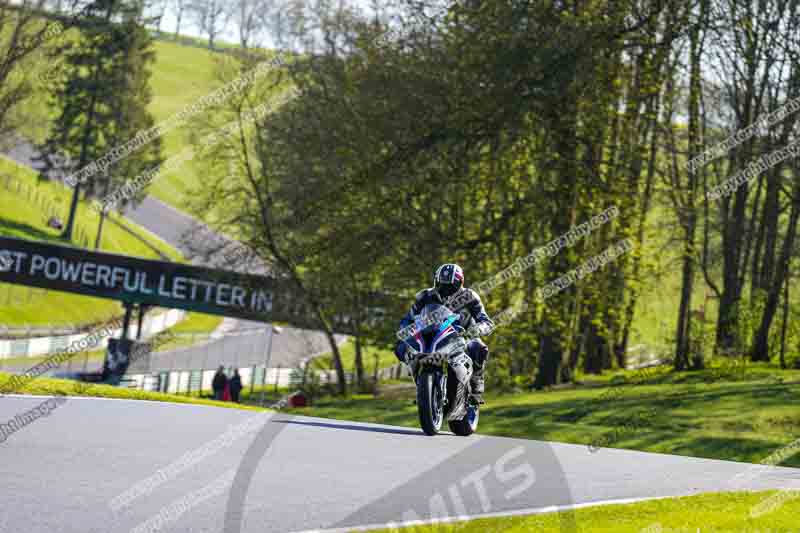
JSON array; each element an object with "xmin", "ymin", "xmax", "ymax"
[
  {"xmin": 122, "ymin": 361, "xmax": 406, "ymax": 394},
  {"xmin": 0, "ymin": 309, "xmax": 185, "ymax": 360},
  {"xmin": 1, "ymin": 174, "xmax": 94, "ymax": 248}
]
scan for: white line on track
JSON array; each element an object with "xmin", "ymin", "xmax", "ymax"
[{"xmin": 289, "ymin": 495, "xmax": 676, "ymax": 533}]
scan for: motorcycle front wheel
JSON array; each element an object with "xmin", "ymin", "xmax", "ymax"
[
  {"xmin": 448, "ymin": 404, "xmax": 479, "ymax": 436},
  {"xmin": 417, "ymin": 370, "xmax": 444, "ymax": 436}
]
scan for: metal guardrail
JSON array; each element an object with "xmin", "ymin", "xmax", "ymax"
[
  {"xmin": 0, "ymin": 309, "xmax": 185, "ymax": 359},
  {"xmin": 123, "ymin": 361, "xmax": 407, "ymax": 395}
]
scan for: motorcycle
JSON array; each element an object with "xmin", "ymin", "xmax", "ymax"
[{"xmin": 400, "ymin": 303, "xmax": 480, "ymax": 436}]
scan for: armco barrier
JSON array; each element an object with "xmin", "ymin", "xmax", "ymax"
[
  {"xmin": 124, "ymin": 362, "xmax": 408, "ymax": 396},
  {"xmin": 0, "ymin": 309, "xmax": 185, "ymax": 359}
]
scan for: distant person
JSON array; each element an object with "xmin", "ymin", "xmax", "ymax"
[
  {"xmin": 230, "ymin": 370, "xmax": 243, "ymax": 403},
  {"xmin": 212, "ymin": 366, "xmax": 227, "ymax": 401}
]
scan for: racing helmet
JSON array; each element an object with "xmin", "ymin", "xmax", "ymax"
[{"xmin": 434, "ymin": 263, "xmax": 464, "ymax": 298}]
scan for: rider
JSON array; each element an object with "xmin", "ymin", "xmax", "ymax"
[{"xmin": 394, "ymin": 263, "xmax": 494, "ymax": 403}]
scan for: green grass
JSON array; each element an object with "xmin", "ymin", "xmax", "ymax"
[
  {"xmin": 144, "ymin": 40, "xmax": 218, "ymax": 206},
  {"xmin": 368, "ymin": 491, "xmax": 800, "ymax": 532},
  {"xmin": 0, "ymin": 371, "xmax": 264, "ymax": 411},
  {"xmin": 0, "ymin": 157, "xmax": 185, "ymax": 327},
  {"xmin": 151, "ymin": 311, "xmax": 225, "ymax": 352},
  {"xmin": 297, "ymin": 362, "xmax": 800, "ymax": 467},
  {"xmin": 144, "ymin": 41, "xmax": 290, "ymax": 211},
  {"xmin": 18, "ymin": 33, "xmax": 287, "ymax": 211},
  {"xmin": 0, "ymin": 157, "xmax": 182, "ymax": 260},
  {"xmin": 15, "ymin": 27, "xmax": 221, "ymax": 209},
  {"xmin": 0, "ymin": 349, "xmax": 105, "ymax": 368}
]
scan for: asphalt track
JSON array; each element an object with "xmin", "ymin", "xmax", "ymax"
[{"xmin": 1, "ymin": 396, "xmax": 799, "ymax": 533}]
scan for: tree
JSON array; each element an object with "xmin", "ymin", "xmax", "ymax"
[
  {"xmin": 146, "ymin": 0, "xmax": 169, "ymax": 31},
  {"xmin": 171, "ymin": 0, "xmax": 188, "ymax": 36},
  {"xmin": 178, "ymin": 0, "xmax": 800, "ymax": 393},
  {"xmin": 43, "ymin": 0, "xmax": 161, "ymax": 242},
  {"xmin": 94, "ymin": 3, "xmax": 163, "ymax": 247},
  {"xmin": 189, "ymin": 0, "xmax": 231, "ymax": 49},
  {"xmin": 0, "ymin": 1, "xmax": 76, "ymax": 143},
  {"xmin": 233, "ymin": 0, "xmax": 270, "ymax": 49}
]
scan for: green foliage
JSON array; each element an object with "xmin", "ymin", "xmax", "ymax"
[
  {"xmin": 43, "ymin": 0, "xmax": 162, "ymax": 237},
  {"xmin": 12, "ymin": 0, "xmax": 800, "ymax": 390}
]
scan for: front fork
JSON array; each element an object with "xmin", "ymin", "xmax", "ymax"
[{"xmin": 414, "ymin": 361, "xmax": 449, "ymax": 409}]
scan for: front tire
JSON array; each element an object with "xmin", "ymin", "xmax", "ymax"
[
  {"xmin": 448, "ymin": 404, "xmax": 479, "ymax": 436},
  {"xmin": 417, "ymin": 371, "xmax": 444, "ymax": 436}
]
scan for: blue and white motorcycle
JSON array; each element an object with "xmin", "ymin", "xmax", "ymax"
[{"xmin": 400, "ymin": 303, "xmax": 479, "ymax": 436}]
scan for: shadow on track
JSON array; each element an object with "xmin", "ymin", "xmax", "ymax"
[{"xmin": 272, "ymin": 419, "xmax": 423, "ymax": 436}]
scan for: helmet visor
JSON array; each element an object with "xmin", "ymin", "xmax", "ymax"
[{"xmin": 436, "ymin": 282, "xmax": 459, "ymax": 299}]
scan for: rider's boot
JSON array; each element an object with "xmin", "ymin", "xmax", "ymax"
[{"xmin": 470, "ymin": 362, "xmax": 485, "ymax": 405}]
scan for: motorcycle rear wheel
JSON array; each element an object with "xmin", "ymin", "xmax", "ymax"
[{"xmin": 417, "ymin": 371, "xmax": 444, "ymax": 436}]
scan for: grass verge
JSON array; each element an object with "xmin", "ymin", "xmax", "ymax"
[
  {"xmin": 151, "ymin": 312, "xmax": 225, "ymax": 352},
  {"xmin": 367, "ymin": 490, "xmax": 800, "ymax": 532},
  {"xmin": 0, "ymin": 371, "xmax": 263, "ymax": 411}
]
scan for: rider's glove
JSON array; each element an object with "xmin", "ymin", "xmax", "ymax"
[
  {"xmin": 477, "ymin": 322, "xmax": 494, "ymax": 336},
  {"xmin": 468, "ymin": 321, "xmax": 494, "ymax": 338},
  {"xmin": 394, "ymin": 340, "xmax": 407, "ymax": 360},
  {"xmin": 404, "ymin": 350, "xmax": 418, "ymax": 375}
]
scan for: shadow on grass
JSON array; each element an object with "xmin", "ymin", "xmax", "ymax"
[
  {"xmin": 0, "ymin": 217, "xmax": 56, "ymax": 242},
  {"xmin": 469, "ymin": 380, "xmax": 800, "ymax": 463},
  {"xmin": 667, "ymin": 435, "xmax": 799, "ymax": 465}
]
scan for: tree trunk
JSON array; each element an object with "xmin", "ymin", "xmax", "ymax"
[
  {"xmin": 675, "ymin": 0, "xmax": 703, "ymax": 370},
  {"xmin": 758, "ymin": 171, "xmax": 781, "ymax": 291},
  {"xmin": 175, "ymin": 8, "xmax": 183, "ymax": 37},
  {"xmin": 674, "ymin": 242, "xmax": 695, "ymax": 370},
  {"xmin": 779, "ymin": 271, "xmax": 790, "ymax": 369},
  {"xmin": 94, "ymin": 207, "xmax": 106, "ymax": 250},
  {"xmin": 583, "ymin": 320, "xmax": 605, "ymax": 375},
  {"xmin": 535, "ymin": 331, "xmax": 564, "ymax": 388},
  {"xmin": 750, "ymin": 189, "xmax": 800, "ymax": 361},
  {"xmin": 354, "ymin": 331, "xmax": 365, "ymax": 390},
  {"xmin": 62, "ymin": 183, "xmax": 80, "ymax": 241},
  {"xmin": 322, "ymin": 326, "xmax": 346, "ymax": 394}
]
